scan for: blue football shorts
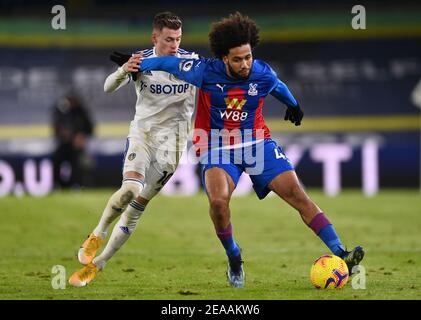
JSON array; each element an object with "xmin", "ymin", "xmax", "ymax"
[{"xmin": 200, "ymin": 138, "xmax": 294, "ymax": 199}]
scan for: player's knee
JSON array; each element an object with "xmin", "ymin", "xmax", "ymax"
[
  {"xmin": 112, "ymin": 181, "xmax": 144, "ymax": 211},
  {"xmin": 282, "ymin": 183, "xmax": 304, "ymax": 201},
  {"xmin": 119, "ymin": 184, "xmax": 138, "ymax": 204},
  {"xmin": 209, "ymin": 197, "xmax": 230, "ymax": 215},
  {"xmin": 283, "ymin": 183, "xmax": 314, "ymax": 210}
]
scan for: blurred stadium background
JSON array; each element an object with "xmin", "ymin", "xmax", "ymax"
[{"xmin": 1, "ymin": 0, "xmax": 421, "ymax": 197}]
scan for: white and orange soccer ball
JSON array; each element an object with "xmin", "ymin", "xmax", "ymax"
[{"xmin": 310, "ymin": 254, "xmax": 349, "ymax": 289}]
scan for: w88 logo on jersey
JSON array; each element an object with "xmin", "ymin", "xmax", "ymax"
[
  {"xmin": 219, "ymin": 110, "xmax": 249, "ymax": 121},
  {"xmin": 220, "ymin": 98, "xmax": 249, "ymax": 121}
]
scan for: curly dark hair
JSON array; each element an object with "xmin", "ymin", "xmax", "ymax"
[
  {"xmin": 153, "ymin": 12, "xmax": 182, "ymax": 31},
  {"xmin": 209, "ymin": 12, "xmax": 260, "ymax": 59}
]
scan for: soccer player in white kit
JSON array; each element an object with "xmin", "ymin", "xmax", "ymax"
[{"xmin": 69, "ymin": 12, "xmax": 198, "ymax": 287}]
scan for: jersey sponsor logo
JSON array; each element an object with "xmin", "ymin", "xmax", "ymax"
[
  {"xmin": 224, "ymin": 98, "xmax": 246, "ymax": 110},
  {"xmin": 220, "ymin": 98, "xmax": 248, "ymax": 121},
  {"xmin": 139, "ymin": 81, "xmax": 147, "ymax": 92},
  {"xmin": 128, "ymin": 153, "xmax": 136, "ymax": 161},
  {"xmin": 139, "ymin": 81, "xmax": 190, "ymax": 95},
  {"xmin": 149, "ymin": 83, "xmax": 190, "ymax": 94},
  {"xmin": 219, "ymin": 110, "xmax": 249, "ymax": 121},
  {"xmin": 248, "ymin": 83, "xmax": 258, "ymax": 96}
]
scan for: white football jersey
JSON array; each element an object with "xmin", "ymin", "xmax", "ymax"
[{"xmin": 129, "ymin": 47, "xmax": 198, "ymax": 149}]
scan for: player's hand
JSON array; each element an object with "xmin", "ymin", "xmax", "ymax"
[
  {"xmin": 110, "ymin": 51, "xmax": 131, "ymax": 66},
  {"xmin": 109, "ymin": 51, "xmax": 140, "ymax": 80},
  {"xmin": 284, "ymin": 104, "xmax": 304, "ymax": 126},
  {"xmin": 123, "ymin": 53, "xmax": 142, "ymax": 73}
]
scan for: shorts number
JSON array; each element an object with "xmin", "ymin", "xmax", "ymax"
[
  {"xmin": 157, "ymin": 170, "xmax": 174, "ymax": 186},
  {"xmin": 274, "ymin": 148, "xmax": 286, "ymax": 160}
]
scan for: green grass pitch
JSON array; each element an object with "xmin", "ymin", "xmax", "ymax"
[{"xmin": 1, "ymin": 189, "xmax": 420, "ymax": 300}]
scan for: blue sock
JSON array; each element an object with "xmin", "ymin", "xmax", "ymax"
[
  {"xmin": 220, "ymin": 237, "xmax": 241, "ymax": 257},
  {"xmin": 318, "ymin": 225, "xmax": 346, "ymax": 257},
  {"xmin": 308, "ymin": 213, "xmax": 346, "ymax": 257},
  {"xmin": 216, "ymin": 223, "xmax": 241, "ymax": 257}
]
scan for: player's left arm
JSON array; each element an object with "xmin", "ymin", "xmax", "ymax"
[
  {"xmin": 267, "ymin": 65, "xmax": 304, "ymax": 126},
  {"xmin": 270, "ymin": 78, "xmax": 304, "ymax": 126},
  {"xmin": 270, "ymin": 79, "xmax": 298, "ymax": 108}
]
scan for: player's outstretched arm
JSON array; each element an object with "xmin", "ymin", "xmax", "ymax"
[
  {"xmin": 110, "ymin": 51, "xmax": 141, "ymax": 81},
  {"xmin": 270, "ymin": 79, "xmax": 304, "ymax": 126},
  {"xmin": 104, "ymin": 52, "xmax": 141, "ymax": 93},
  {"xmin": 103, "ymin": 67, "xmax": 131, "ymax": 93},
  {"xmin": 139, "ymin": 56, "xmax": 205, "ymax": 88}
]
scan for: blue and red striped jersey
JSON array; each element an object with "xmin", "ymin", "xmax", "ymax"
[{"xmin": 140, "ymin": 56, "xmax": 298, "ymax": 150}]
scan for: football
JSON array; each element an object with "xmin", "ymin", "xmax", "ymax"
[{"xmin": 310, "ymin": 254, "xmax": 349, "ymax": 289}]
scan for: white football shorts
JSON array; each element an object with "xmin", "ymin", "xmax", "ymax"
[{"xmin": 122, "ymin": 130, "xmax": 183, "ymax": 200}]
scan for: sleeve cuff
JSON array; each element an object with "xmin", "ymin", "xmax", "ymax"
[{"xmin": 117, "ymin": 66, "xmax": 129, "ymax": 76}]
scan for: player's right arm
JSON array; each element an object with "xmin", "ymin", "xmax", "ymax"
[
  {"xmin": 139, "ymin": 55, "xmax": 206, "ymax": 88},
  {"xmin": 104, "ymin": 53, "xmax": 142, "ymax": 93}
]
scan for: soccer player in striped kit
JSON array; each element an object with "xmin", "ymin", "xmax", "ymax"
[{"xmin": 137, "ymin": 12, "xmax": 364, "ymax": 288}]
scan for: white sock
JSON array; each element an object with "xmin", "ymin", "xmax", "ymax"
[
  {"xmin": 93, "ymin": 200, "xmax": 145, "ymax": 269},
  {"xmin": 93, "ymin": 180, "xmax": 144, "ymax": 239},
  {"xmin": 93, "ymin": 209, "xmax": 120, "ymax": 241}
]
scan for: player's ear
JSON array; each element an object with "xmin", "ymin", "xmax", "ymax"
[
  {"xmin": 222, "ymin": 55, "xmax": 229, "ymax": 65},
  {"xmin": 151, "ymin": 31, "xmax": 157, "ymax": 45}
]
